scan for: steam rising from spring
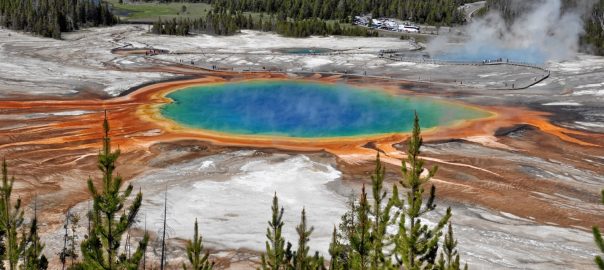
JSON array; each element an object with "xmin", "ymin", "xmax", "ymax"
[{"xmin": 428, "ymin": 0, "xmax": 597, "ymax": 64}]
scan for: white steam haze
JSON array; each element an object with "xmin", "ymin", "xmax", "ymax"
[{"xmin": 428, "ymin": 0, "xmax": 598, "ymax": 64}]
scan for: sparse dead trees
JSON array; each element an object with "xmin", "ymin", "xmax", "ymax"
[
  {"xmin": 20, "ymin": 199, "xmax": 48, "ymax": 270},
  {"xmin": 68, "ymin": 214, "xmax": 80, "ymax": 268},
  {"xmin": 77, "ymin": 113, "xmax": 149, "ymax": 269},
  {"xmin": 59, "ymin": 211, "xmax": 69, "ymax": 270},
  {"xmin": 160, "ymin": 189, "xmax": 168, "ymax": 270},
  {"xmin": 59, "ymin": 211, "xmax": 79, "ymax": 269}
]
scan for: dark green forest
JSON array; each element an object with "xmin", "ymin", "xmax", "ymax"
[
  {"xmin": 582, "ymin": 1, "xmax": 604, "ymax": 55},
  {"xmin": 0, "ymin": 0, "xmax": 117, "ymax": 39},
  {"xmin": 152, "ymin": 11, "xmax": 378, "ymax": 37},
  {"xmin": 209, "ymin": 0, "xmax": 469, "ymax": 26},
  {"xmin": 483, "ymin": 0, "xmax": 604, "ymax": 55},
  {"xmin": 150, "ymin": 0, "xmax": 471, "ymax": 37},
  {"xmin": 133, "ymin": 0, "xmax": 471, "ymax": 26}
]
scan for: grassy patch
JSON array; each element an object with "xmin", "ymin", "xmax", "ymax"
[{"xmin": 107, "ymin": 0, "xmax": 211, "ymax": 22}]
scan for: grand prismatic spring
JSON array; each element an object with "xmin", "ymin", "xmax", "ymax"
[
  {"xmin": 160, "ymin": 80, "xmax": 492, "ymax": 138},
  {"xmin": 0, "ymin": 22, "xmax": 603, "ymax": 270}
]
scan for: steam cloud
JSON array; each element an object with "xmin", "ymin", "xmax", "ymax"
[{"xmin": 427, "ymin": 0, "xmax": 597, "ymax": 64}]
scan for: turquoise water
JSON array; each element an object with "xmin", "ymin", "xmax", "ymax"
[
  {"xmin": 161, "ymin": 81, "xmax": 490, "ymax": 138},
  {"xmin": 279, "ymin": 48, "xmax": 332, "ymax": 54}
]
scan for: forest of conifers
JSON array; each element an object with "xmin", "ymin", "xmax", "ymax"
[
  {"xmin": 151, "ymin": 14, "xmax": 379, "ymax": 37},
  {"xmin": 483, "ymin": 0, "xmax": 604, "ymax": 55},
  {"xmin": 0, "ymin": 0, "xmax": 117, "ymax": 39},
  {"xmin": 1, "ymin": 0, "xmax": 603, "ymax": 54},
  {"xmin": 152, "ymin": 0, "xmax": 470, "ymax": 37}
]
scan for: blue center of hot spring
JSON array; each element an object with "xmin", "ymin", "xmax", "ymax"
[{"xmin": 161, "ymin": 80, "xmax": 490, "ymax": 138}]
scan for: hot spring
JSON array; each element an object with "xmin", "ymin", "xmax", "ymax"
[
  {"xmin": 277, "ymin": 48, "xmax": 333, "ymax": 54},
  {"xmin": 160, "ymin": 80, "xmax": 491, "ymax": 138},
  {"xmin": 431, "ymin": 46, "xmax": 546, "ymax": 64}
]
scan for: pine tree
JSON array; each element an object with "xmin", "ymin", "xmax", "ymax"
[
  {"xmin": 392, "ymin": 112, "xmax": 452, "ymax": 269},
  {"xmin": 68, "ymin": 214, "xmax": 80, "ymax": 267},
  {"xmin": 335, "ymin": 195, "xmax": 356, "ymax": 269},
  {"xmin": 0, "ymin": 159, "xmax": 25, "ymax": 270},
  {"xmin": 292, "ymin": 208, "xmax": 312, "ymax": 269},
  {"xmin": 328, "ymin": 227, "xmax": 344, "ymax": 270},
  {"xmin": 77, "ymin": 112, "xmax": 149, "ymax": 269},
  {"xmin": 347, "ymin": 185, "xmax": 371, "ymax": 270},
  {"xmin": 60, "ymin": 211, "xmax": 70, "ymax": 270},
  {"xmin": 369, "ymin": 153, "xmax": 396, "ymax": 269},
  {"xmin": 437, "ymin": 223, "xmax": 466, "ymax": 270},
  {"xmin": 260, "ymin": 194, "xmax": 290, "ymax": 270},
  {"xmin": 291, "ymin": 209, "xmax": 323, "ymax": 270},
  {"xmin": 594, "ymin": 189, "xmax": 604, "ymax": 270},
  {"xmin": 182, "ymin": 219, "xmax": 214, "ymax": 270},
  {"xmin": 160, "ymin": 189, "xmax": 168, "ymax": 270},
  {"xmin": 20, "ymin": 199, "xmax": 48, "ymax": 270}
]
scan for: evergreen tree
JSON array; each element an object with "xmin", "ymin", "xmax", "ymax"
[
  {"xmin": 211, "ymin": 0, "xmax": 467, "ymax": 26},
  {"xmin": 0, "ymin": 159, "xmax": 25, "ymax": 270},
  {"xmin": 436, "ymin": 223, "xmax": 466, "ymax": 270},
  {"xmin": 20, "ymin": 200, "xmax": 48, "ymax": 270},
  {"xmin": 483, "ymin": 0, "xmax": 604, "ymax": 56},
  {"xmin": 77, "ymin": 113, "xmax": 149, "ymax": 269},
  {"xmin": 260, "ymin": 194, "xmax": 290, "ymax": 270},
  {"xmin": 160, "ymin": 189, "xmax": 168, "ymax": 270},
  {"xmin": 391, "ymin": 113, "xmax": 452, "ymax": 269},
  {"xmin": 291, "ymin": 209, "xmax": 323, "ymax": 270},
  {"xmin": 328, "ymin": 227, "xmax": 344, "ymax": 270},
  {"xmin": 0, "ymin": 0, "xmax": 118, "ymax": 39},
  {"xmin": 335, "ymin": 195, "xmax": 357, "ymax": 269},
  {"xmin": 60, "ymin": 211, "xmax": 70, "ymax": 270},
  {"xmin": 182, "ymin": 219, "xmax": 214, "ymax": 270},
  {"xmin": 68, "ymin": 214, "xmax": 80, "ymax": 267},
  {"xmin": 321, "ymin": 114, "xmax": 464, "ymax": 270},
  {"xmin": 347, "ymin": 185, "xmax": 371, "ymax": 270},
  {"xmin": 292, "ymin": 208, "xmax": 312, "ymax": 270},
  {"xmin": 369, "ymin": 153, "xmax": 396, "ymax": 269},
  {"xmin": 594, "ymin": 189, "xmax": 604, "ymax": 270}
]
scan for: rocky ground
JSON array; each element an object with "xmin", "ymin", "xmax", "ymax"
[{"xmin": 0, "ymin": 25, "xmax": 603, "ymax": 269}]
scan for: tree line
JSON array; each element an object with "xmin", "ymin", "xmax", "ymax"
[
  {"xmin": 122, "ymin": 0, "xmax": 471, "ymax": 26},
  {"xmin": 0, "ymin": 113, "xmax": 602, "ymax": 269},
  {"xmin": 582, "ymin": 0, "xmax": 604, "ymax": 55},
  {"xmin": 482, "ymin": 0, "xmax": 604, "ymax": 55},
  {"xmin": 152, "ymin": 11, "xmax": 378, "ymax": 37},
  {"xmin": 209, "ymin": 0, "xmax": 469, "ymax": 26},
  {"xmin": 0, "ymin": 0, "xmax": 117, "ymax": 39}
]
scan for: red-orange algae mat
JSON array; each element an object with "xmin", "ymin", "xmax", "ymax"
[
  {"xmin": 0, "ymin": 72, "xmax": 603, "ymax": 232},
  {"xmin": 0, "ymin": 72, "xmax": 600, "ymax": 158}
]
